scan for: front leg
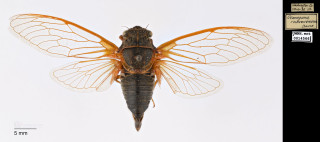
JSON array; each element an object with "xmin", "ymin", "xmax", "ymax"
[{"xmin": 115, "ymin": 75, "xmax": 121, "ymax": 83}]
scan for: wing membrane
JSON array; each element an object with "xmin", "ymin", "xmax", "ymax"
[
  {"xmin": 157, "ymin": 60, "xmax": 222, "ymax": 96},
  {"xmin": 51, "ymin": 59, "xmax": 121, "ymax": 92},
  {"xmin": 10, "ymin": 14, "xmax": 118, "ymax": 59},
  {"xmin": 157, "ymin": 27, "xmax": 271, "ymax": 65}
]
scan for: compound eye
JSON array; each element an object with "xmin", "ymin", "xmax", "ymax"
[
  {"xmin": 119, "ymin": 35, "xmax": 124, "ymax": 41},
  {"xmin": 149, "ymin": 32, "xmax": 153, "ymax": 37}
]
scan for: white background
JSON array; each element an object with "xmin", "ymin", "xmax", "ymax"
[{"xmin": 0, "ymin": 0, "xmax": 282, "ymax": 142}]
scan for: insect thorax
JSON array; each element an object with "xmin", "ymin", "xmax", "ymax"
[{"xmin": 119, "ymin": 26, "xmax": 156, "ymax": 73}]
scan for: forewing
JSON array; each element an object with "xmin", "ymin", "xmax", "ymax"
[
  {"xmin": 157, "ymin": 60, "xmax": 222, "ymax": 96},
  {"xmin": 51, "ymin": 59, "xmax": 121, "ymax": 92},
  {"xmin": 10, "ymin": 14, "xmax": 118, "ymax": 59},
  {"xmin": 157, "ymin": 27, "xmax": 271, "ymax": 65}
]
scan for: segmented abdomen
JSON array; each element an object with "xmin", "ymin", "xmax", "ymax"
[{"xmin": 120, "ymin": 73, "xmax": 155, "ymax": 119}]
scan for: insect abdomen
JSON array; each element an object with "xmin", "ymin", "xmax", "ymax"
[{"xmin": 120, "ymin": 73, "xmax": 155, "ymax": 130}]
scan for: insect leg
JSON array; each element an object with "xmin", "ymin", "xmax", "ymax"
[
  {"xmin": 151, "ymin": 98, "xmax": 155, "ymax": 108},
  {"xmin": 150, "ymin": 79, "xmax": 159, "ymax": 108},
  {"xmin": 153, "ymin": 79, "xmax": 159, "ymax": 89},
  {"xmin": 115, "ymin": 75, "xmax": 121, "ymax": 83}
]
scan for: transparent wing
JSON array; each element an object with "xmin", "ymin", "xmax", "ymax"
[
  {"xmin": 10, "ymin": 14, "xmax": 118, "ymax": 59},
  {"xmin": 157, "ymin": 27, "xmax": 272, "ymax": 65},
  {"xmin": 155, "ymin": 60, "xmax": 222, "ymax": 96},
  {"xmin": 51, "ymin": 59, "xmax": 121, "ymax": 92}
]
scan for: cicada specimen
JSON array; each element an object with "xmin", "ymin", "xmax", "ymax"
[{"xmin": 10, "ymin": 14, "xmax": 271, "ymax": 131}]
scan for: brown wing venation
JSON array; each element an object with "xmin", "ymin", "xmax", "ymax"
[
  {"xmin": 51, "ymin": 59, "xmax": 120, "ymax": 92},
  {"xmin": 24, "ymin": 28, "xmax": 49, "ymax": 38},
  {"xmin": 10, "ymin": 14, "xmax": 122, "ymax": 92},
  {"xmin": 155, "ymin": 27, "xmax": 271, "ymax": 96},
  {"xmin": 160, "ymin": 63, "xmax": 188, "ymax": 94},
  {"xmin": 66, "ymin": 24, "xmax": 96, "ymax": 43},
  {"xmin": 157, "ymin": 27, "xmax": 271, "ymax": 65},
  {"xmin": 163, "ymin": 64, "xmax": 210, "ymax": 95},
  {"xmin": 69, "ymin": 65, "xmax": 107, "ymax": 88},
  {"xmin": 157, "ymin": 60, "xmax": 222, "ymax": 96},
  {"xmin": 10, "ymin": 14, "xmax": 118, "ymax": 59}
]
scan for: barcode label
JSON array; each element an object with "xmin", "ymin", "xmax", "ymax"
[{"xmin": 292, "ymin": 31, "xmax": 313, "ymax": 43}]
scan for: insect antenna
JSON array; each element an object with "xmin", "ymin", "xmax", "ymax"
[{"xmin": 121, "ymin": 26, "xmax": 129, "ymax": 29}]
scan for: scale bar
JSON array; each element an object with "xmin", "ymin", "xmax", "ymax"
[{"xmin": 14, "ymin": 128, "xmax": 37, "ymax": 130}]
